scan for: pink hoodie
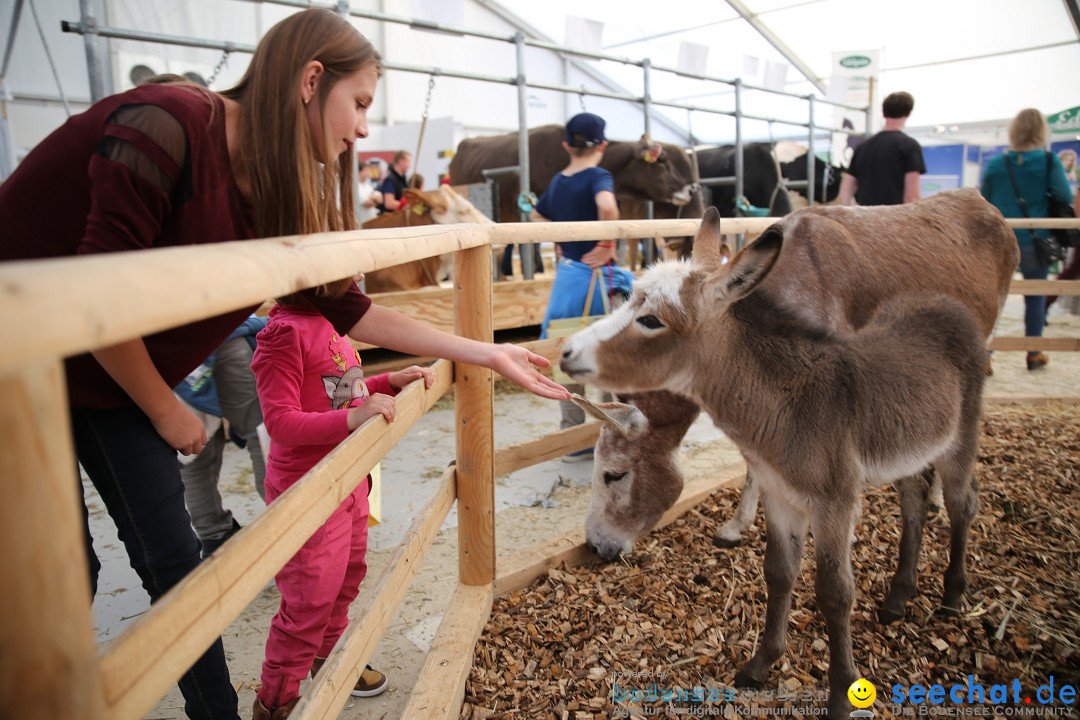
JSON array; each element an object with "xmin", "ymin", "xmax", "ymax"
[{"xmin": 252, "ymin": 304, "xmax": 395, "ymax": 491}]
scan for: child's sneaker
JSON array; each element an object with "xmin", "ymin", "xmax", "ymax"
[
  {"xmin": 311, "ymin": 657, "xmax": 388, "ymax": 698},
  {"xmin": 561, "ymin": 447, "xmax": 594, "ymax": 463},
  {"xmin": 351, "ymin": 666, "xmax": 388, "ymax": 697}
]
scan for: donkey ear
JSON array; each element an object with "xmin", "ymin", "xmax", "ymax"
[
  {"xmin": 570, "ymin": 394, "xmax": 647, "ymax": 438},
  {"xmin": 708, "ymin": 223, "xmax": 783, "ymax": 303},
  {"xmin": 692, "ymin": 206, "xmax": 725, "ymax": 270}
]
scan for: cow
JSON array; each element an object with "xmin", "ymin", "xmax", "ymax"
[
  {"xmin": 449, "ymin": 125, "xmax": 697, "ymax": 222},
  {"xmin": 360, "ymin": 185, "xmax": 491, "ymax": 294},
  {"xmin": 695, "ymin": 143, "xmax": 794, "ymax": 219},
  {"xmin": 780, "ymin": 154, "xmax": 844, "ymax": 207},
  {"xmin": 450, "ymin": 124, "xmax": 702, "ymax": 275}
]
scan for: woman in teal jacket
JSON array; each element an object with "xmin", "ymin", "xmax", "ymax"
[{"xmin": 981, "ymin": 108, "xmax": 1072, "ymax": 370}]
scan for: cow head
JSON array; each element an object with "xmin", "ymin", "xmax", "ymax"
[{"xmin": 602, "ymin": 134, "xmax": 695, "ymax": 207}]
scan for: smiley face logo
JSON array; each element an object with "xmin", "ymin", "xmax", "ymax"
[{"xmin": 848, "ymin": 678, "xmax": 876, "ymax": 708}]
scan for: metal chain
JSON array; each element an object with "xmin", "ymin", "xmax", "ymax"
[
  {"xmin": 413, "ymin": 75, "xmax": 437, "ymax": 176},
  {"xmin": 206, "ymin": 48, "xmax": 232, "ymax": 88},
  {"xmin": 422, "ymin": 75, "xmax": 435, "ymax": 120},
  {"xmin": 579, "ymin": 85, "xmax": 587, "ymax": 112}
]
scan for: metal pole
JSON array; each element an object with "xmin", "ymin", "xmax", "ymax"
[
  {"xmin": 734, "ymin": 78, "xmax": 745, "ymax": 249},
  {"xmin": 642, "ymin": 58, "xmax": 655, "ymax": 266},
  {"xmin": 807, "ymin": 94, "xmax": 816, "ymax": 207},
  {"xmin": 77, "ymin": 0, "xmax": 105, "ymax": 103},
  {"xmin": 515, "ymin": 32, "xmax": 534, "ymax": 279}
]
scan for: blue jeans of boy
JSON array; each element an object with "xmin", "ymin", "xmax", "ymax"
[{"xmin": 73, "ymin": 406, "xmax": 239, "ymax": 720}]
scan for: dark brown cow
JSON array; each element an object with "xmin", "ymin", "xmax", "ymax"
[{"xmin": 448, "ymin": 125, "xmax": 697, "ymax": 222}]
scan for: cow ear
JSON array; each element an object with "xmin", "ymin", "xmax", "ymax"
[
  {"xmin": 636, "ymin": 135, "xmax": 663, "ymax": 163},
  {"xmin": 570, "ymin": 394, "xmax": 647, "ymax": 438},
  {"xmin": 705, "ymin": 223, "xmax": 783, "ymax": 305},
  {"xmin": 692, "ymin": 206, "xmax": 725, "ymax": 270}
]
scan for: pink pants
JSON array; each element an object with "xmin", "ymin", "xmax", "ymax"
[{"xmin": 257, "ymin": 477, "xmax": 370, "ymax": 709}]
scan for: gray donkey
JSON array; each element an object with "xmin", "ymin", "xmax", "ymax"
[
  {"xmin": 560, "ymin": 207, "xmax": 988, "ymax": 718},
  {"xmin": 580, "ymin": 189, "xmax": 1016, "ymax": 551}
]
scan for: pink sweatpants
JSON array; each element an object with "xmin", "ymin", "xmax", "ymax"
[{"xmin": 257, "ymin": 477, "xmax": 370, "ymax": 709}]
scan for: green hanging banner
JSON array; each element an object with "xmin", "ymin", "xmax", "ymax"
[{"xmin": 1047, "ymin": 106, "xmax": 1080, "ymax": 135}]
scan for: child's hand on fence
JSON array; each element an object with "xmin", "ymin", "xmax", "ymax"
[
  {"xmin": 347, "ymin": 393, "xmax": 396, "ymax": 430},
  {"xmin": 389, "ymin": 364, "xmax": 434, "ymax": 391}
]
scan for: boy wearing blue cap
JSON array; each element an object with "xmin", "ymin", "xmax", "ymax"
[{"xmin": 531, "ymin": 112, "xmax": 621, "ymax": 461}]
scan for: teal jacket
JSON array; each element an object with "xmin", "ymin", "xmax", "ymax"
[{"xmin": 981, "ymin": 150, "xmax": 1072, "ymax": 243}]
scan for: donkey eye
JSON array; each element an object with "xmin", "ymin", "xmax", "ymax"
[
  {"xmin": 637, "ymin": 315, "xmax": 664, "ymax": 330},
  {"xmin": 603, "ymin": 471, "xmax": 628, "ymax": 485}
]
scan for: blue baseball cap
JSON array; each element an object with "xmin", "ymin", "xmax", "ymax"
[{"xmin": 565, "ymin": 112, "xmax": 606, "ymax": 147}]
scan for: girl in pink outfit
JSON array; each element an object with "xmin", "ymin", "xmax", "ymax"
[{"xmin": 251, "ymin": 276, "xmax": 434, "ymax": 718}]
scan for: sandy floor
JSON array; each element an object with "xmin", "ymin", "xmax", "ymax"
[{"xmin": 83, "ymin": 291, "xmax": 1079, "ymax": 719}]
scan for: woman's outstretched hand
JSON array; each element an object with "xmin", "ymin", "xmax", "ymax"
[{"xmin": 486, "ymin": 344, "xmax": 571, "ymax": 400}]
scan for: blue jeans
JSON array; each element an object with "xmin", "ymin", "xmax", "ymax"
[
  {"xmin": 73, "ymin": 406, "xmax": 239, "ymax": 720},
  {"xmin": 1018, "ymin": 242, "xmax": 1049, "ymax": 352}
]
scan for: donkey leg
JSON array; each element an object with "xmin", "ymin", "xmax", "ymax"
[
  {"xmin": 880, "ymin": 468, "xmax": 932, "ymax": 624},
  {"xmin": 714, "ymin": 471, "xmax": 759, "ymax": 548},
  {"xmin": 734, "ymin": 490, "xmax": 807, "ymax": 688},
  {"xmin": 810, "ymin": 500, "xmax": 859, "ymax": 719},
  {"xmin": 936, "ymin": 453, "xmax": 980, "ymax": 616}
]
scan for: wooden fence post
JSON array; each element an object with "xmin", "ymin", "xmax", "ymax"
[
  {"xmin": 453, "ymin": 245, "xmax": 495, "ymax": 586},
  {"xmin": 0, "ymin": 361, "xmax": 105, "ymax": 719}
]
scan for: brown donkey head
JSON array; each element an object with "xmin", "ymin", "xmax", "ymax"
[
  {"xmin": 560, "ymin": 206, "xmax": 783, "ymax": 396},
  {"xmin": 574, "ymin": 392, "xmax": 700, "ymax": 560}
]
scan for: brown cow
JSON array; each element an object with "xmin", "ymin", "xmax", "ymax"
[
  {"xmin": 361, "ymin": 185, "xmax": 491, "ymax": 293},
  {"xmin": 448, "ymin": 125, "xmax": 697, "ymax": 223}
]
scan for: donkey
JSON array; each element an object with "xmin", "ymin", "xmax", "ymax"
[
  {"xmin": 559, "ymin": 207, "xmax": 988, "ymax": 718},
  {"xmin": 583, "ymin": 188, "xmax": 1017, "ymax": 551}
]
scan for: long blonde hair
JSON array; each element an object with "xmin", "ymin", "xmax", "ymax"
[
  {"xmin": 1008, "ymin": 108, "xmax": 1048, "ymax": 151},
  {"xmin": 221, "ymin": 9, "xmax": 382, "ymax": 241}
]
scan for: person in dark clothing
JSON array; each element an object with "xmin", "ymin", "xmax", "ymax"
[
  {"xmin": 0, "ymin": 9, "xmax": 567, "ymax": 720},
  {"xmin": 838, "ymin": 91, "xmax": 926, "ymax": 206},
  {"xmin": 377, "ymin": 149, "xmax": 411, "ymax": 213}
]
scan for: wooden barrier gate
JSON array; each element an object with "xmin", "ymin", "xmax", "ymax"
[{"xmin": 0, "ymin": 215, "xmax": 1077, "ymax": 720}]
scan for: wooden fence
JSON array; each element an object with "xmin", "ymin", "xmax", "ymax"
[{"xmin": 0, "ymin": 215, "xmax": 1077, "ymax": 720}]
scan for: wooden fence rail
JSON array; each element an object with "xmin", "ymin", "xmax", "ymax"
[{"xmin": 0, "ymin": 214, "xmax": 1077, "ymax": 720}]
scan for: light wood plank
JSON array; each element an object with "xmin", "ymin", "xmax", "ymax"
[
  {"xmin": 292, "ymin": 468, "xmax": 457, "ymax": 720},
  {"xmin": 494, "ymin": 463, "xmax": 747, "ymax": 596},
  {"xmin": 1008, "ymin": 279, "xmax": 1080, "ymax": 295},
  {"xmin": 399, "ymin": 584, "xmax": 494, "ymax": 720},
  {"xmin": 454, "ymin": 247, "xmax": 496, "ymax": 586},
  {"xmin": 0, "ymin": 362, "xmax": 105, "ymax": 720},
  {"xmin": 983, "ymin": 395, "xmax": 1080, "ymax": 406},
  {"xmin": 989, "ymin": 336, "xmax": 1080, "ymax": 351},
  {"xmin": 494, "ymin": 423, "xmax": 601, "ymax": 477},
  {"xmin": 0, "ymin": 227, "xmax": 490, "ymax": 375}
]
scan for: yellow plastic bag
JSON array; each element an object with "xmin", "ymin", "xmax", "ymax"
[
  {"xmin": 547, "ymin": 269, "xmax": 611, "ymax": 385},
  {"xmin": 367, "ymin": 462, "xmax": 382, "ymax": 527}
]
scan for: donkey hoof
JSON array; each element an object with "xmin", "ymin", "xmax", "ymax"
[
  {"xmin": 878, "ymin": 606, "xmax": 905, "ymax": 625},
  {"xmin": 934, "ymin": 604, "xmax": 961, "ymax": 618},
  {"xmin": 712, "ymin": 534, "xmax": 743, "ymax": 549},
  {"xmin": 733, "ymin": 669, "xmax": 765, "ymax": 689}
]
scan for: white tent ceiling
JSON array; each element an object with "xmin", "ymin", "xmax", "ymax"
[
  {"xmin": 492, "ymin": 0, "xmax": 1080, "ymax": 145},
  {"xmin": 1, "ymin": 0, "xmax": 1078, "ymax": 161}
]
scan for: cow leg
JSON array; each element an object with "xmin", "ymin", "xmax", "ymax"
[
  {"xmin": 810, "ymin": 497, "xmax": 859, "ymax": 719},
  {"xmin": 734, "ymin": 489, "xmax": 807, "ymax": 689},
  {"xmin": 879, "ymin": 468, "xmax": 932, "ymax": 624},
  {"xmin": 936, "ymin": 448, "xmax": 979, "ymax": 616},
  {"xmin": 713, "ymin": 471, "xmax": 759, "ymax": 548}
]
